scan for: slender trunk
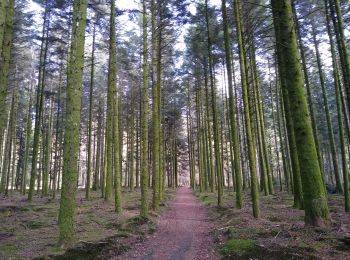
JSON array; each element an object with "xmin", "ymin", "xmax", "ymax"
[
  {"xmin": 251, "ymin": 45, "xmax": 274, "ymax": 195},
  {"xmin": 141, "ymin": 0, "xmax": 149, "ymax": 217},
  {"xmin": 113, "ymin": 87, "xmax": 122, "ymax": 212},
  {"xmin": 94, "ymin": 100, "xmax": 103, "ymax": 191},
  {"xmin": 325, "ymin": 1, "xmax": 350, "ymax": 211},
  {"xmin": 250, "ymin": 49, "xmax": 268, "ymax": 196},
  {"xmin": 22, "ymin": 86, "xmax": 33, "ymax": 195},
  {"xmin": 3, "ymin": 91, "xmax": 16, "ymax": 195},
  {"xmin": 135, "ymin": 114, "xmax": 140, "ymax": 189},
  {"xmin": 86, "ymin": 19, "xmax": 96, "ymax": 200},
  {"xmin": 151, "ymin": 0, "xmax": 161, "ymax": 211},
  {"xmin": 234, "ymin": 0, "xmax": 259, "ymax": 217},
  {"xmin": 221, "ymin": 0, "xmax": 242, "ymax": 207},
  {"xmin": 329, "ymin": 0, "xmax": 350, "ymax": 116},
  {"xmin": 311, "ymin": 23, "xmax": 342, "ymax": 193},
  {"xmin": 196, "ymin": 84, "xmax": 204, "ymax": 192},
  {"xmin": 42, "ymin": 93, "xmax": 53, "ymax": 197},
  {"xmin": 129, "ymin": 82, "xmax": 135, "ymax": 191},
  {"xmin": 28, "ymin": 4, "xmax": 50, "ymax": 201},
  {"xmin": 105, "ymin": 0, "xmax": 117, "ymax": 203},
  {"xmin": 268, "ymin": 59, "xmax": 282, "ymax": 191}
]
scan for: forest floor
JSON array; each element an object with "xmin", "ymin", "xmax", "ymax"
[
  {"xmin": 113, "ymin": 187, "xmax": 219, "ymax": 260},
  {"xmin": 195, "ymin": 189, "xmax": 350, "ymax": 260},
  {"xmin": 0, "ymin": 188, "xmax": 175, "ymax": 260},
  {"xmin": 2, "ymin": 188, "xmax": 350, "ymax": 260}
]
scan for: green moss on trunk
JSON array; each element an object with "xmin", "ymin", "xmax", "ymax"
[
  {"xmin": 140, "ymin": 0, "xmax": 149, "ymax": 218},
  {"xmin": 271, "ymin": 0, "xmax": 329, "ymax": 225},
  {"xmin": 58, "ymin": 0, "xmax": 88, "ymax": 243}
]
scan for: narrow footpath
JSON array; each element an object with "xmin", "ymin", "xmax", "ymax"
[{"xmin": 115, "ymin": 187, "xmax": 218, "ymax": 260}]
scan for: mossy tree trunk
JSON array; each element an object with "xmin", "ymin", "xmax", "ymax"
[
  {"xmin": 141, "ymin": 0, "xmax": 149, "ymax": 218},
  {"xmin": 292, "ymin": 3, "xmax": 324, "ymax": 181},
  {"xmin": 271, "ymin": 0, "xmax": 329, "ymax": 226},
  {"xmin": 111, "ymin": 0, "xmax": 122, "ymax": 213},
  {"xmin": 274, "ymin": 10, "xmax": 303, "ymax": 208},
  {"xmin": 58, "ymin": 0, "xmax": 88, "ymax": 243},
  {"xmin": 0, "ymin": 0, "xmax": 7, "ymax": 53},
  {"xmin": 105, "ymin": 0, "xmax": 117, "ymax": 203},
  {"xmin": 0, "ymin": 0, "xmax": 14, "ymax": 182},
  {"xmin": 151, "ymin": 0, "xmax": 161, "ymax": 211}
]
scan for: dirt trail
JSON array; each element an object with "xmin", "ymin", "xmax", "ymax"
[{"xmin": 114, "ymin": 187, "xmax": 218, "ymax": 260}]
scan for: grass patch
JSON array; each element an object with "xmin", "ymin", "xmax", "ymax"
[
  {"xmin": 220, "ymin": 238, "xmax": 257, "ymax": 257},
  {"xmin": 0, "ymin": 243, "xmax": 18, "ymax": 255}
]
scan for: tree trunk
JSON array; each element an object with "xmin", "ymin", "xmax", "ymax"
[
  {"xmin": 221, "ymin": 0, "xmax": 242, "ymax": 207},
  {"xmin": 271, "ymin": 0, "xmax": 329, "ymax": 226},
  {"xmin": 325, "ymin": 0, "xmax": 350, "ymax": 211},
  {"xmin": 58, "ymin": 0, "xmax": 88, "ymax": 243},
  {"xmin": 151, "ymin": 0, "xmax": 161, "ymax": 211},
  {"xmin": 0, "ymin": 0, "xmax": 8, "ymax": 53},
  {"xmin": 105, "ymin": 0, "xmax": 117, "ymax": 203},
  {"xmin": 234, "ymin": 0, "xmax": 259, "ymax": 217},
  {"xmin": 141, "ymin": 0, "xmax": 149, "ymax": 218},
  {"xmin": 86, "ymin": 18, "xmax": 97, "ymax": 200},
  {"xmin": 329, "ymin": 0, "xmax": 350, "ymax": 117},
  {"xmin": 292, "ymin": 3, "xmax": 324, "ymax": 181},
  {"xmin": 28, "ymin": 4, "xmax": 50, "ymax": 201},
  {"xmin": 0, "ymin": 0, "xmax": 14, "ymax": 179},
  {"xmin": 311, "ymin": 22, "xmax": 342, "ymax": 193},
  {"xmin": 22, "ymin": 86, "xmax": 33, "ymax": 195}
]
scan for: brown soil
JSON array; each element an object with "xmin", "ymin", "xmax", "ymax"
[{"xmin": 114, "ymin": 187, "xmax": 219, "ymax": 260}]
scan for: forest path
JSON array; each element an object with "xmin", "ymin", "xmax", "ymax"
[{"xmin": 114, "ymin": 187, "xmax": 218, "ymax": 260}]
